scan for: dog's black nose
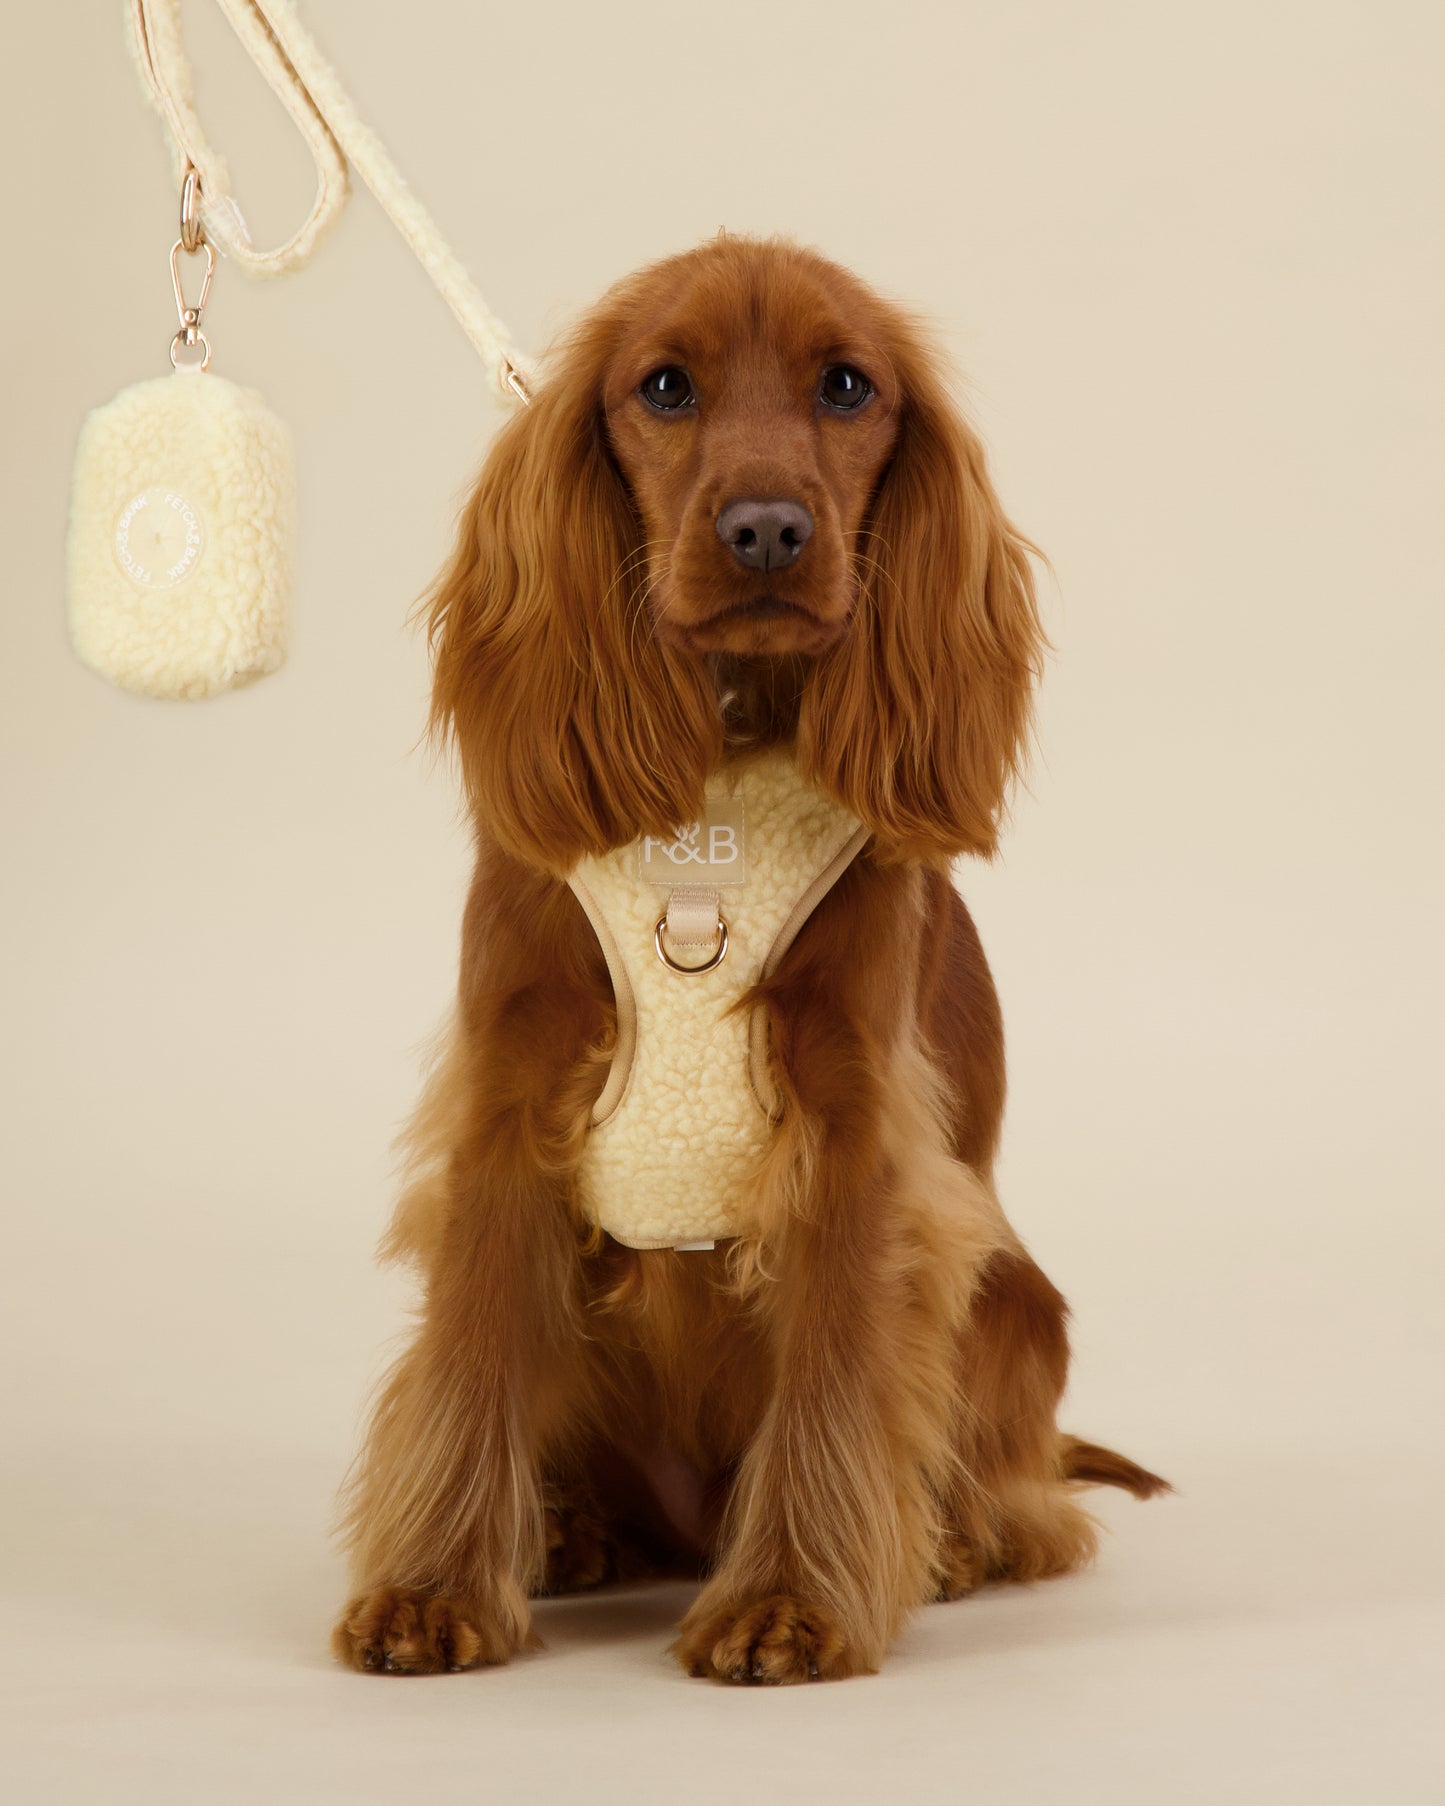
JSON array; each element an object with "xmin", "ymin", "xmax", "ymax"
[{"xmin": 716, "ymin": 498, "xmax": 814, "ymax": 572}]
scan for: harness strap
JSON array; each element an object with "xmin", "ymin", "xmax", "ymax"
[
  {"xmin": 664, "ymin": 886, "xmax": 723, "ymax": 950},
  {"xmin": 126, "ymin": 0, "xmax": 533, "ymax": 405}
]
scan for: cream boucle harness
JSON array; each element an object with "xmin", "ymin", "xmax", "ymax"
[{"xmin": 568, "ymin": 751, "xmax": 868, "ymax": 1250}]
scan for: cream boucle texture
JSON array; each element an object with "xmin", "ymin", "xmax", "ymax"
[
  {"xmin": 568, "ymin": 751, "xmax": 865, "ymax": 1249},
  {"xmin": 67, "ymin": 371, "xmax": 294, "ymax": 700}
]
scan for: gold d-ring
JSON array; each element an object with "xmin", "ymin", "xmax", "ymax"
[
  {"xmin": 654, "ymin": 913, "xmax": 728, "ymax": 975},
  {"xmin": 179, "ymin": 163, "xmax": 205, "ymax": 255}
]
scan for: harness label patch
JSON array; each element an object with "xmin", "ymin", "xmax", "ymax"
[{"xmin": 639, "ymin": 798, "xmax": 747, "ymax": 886}]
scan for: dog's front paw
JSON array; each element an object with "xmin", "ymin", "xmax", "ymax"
[
  {"xmin": 674, "ymin": 1593, "xmax": 858, "ymax": 1684},
  {"xmin": 331, "ymin": 1585, "xmax": 522, "ymax": 1675}
]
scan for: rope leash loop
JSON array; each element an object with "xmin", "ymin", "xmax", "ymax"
[{"xmin": 127, "ymin": 0, "xmax": 532, "ymax": 406}]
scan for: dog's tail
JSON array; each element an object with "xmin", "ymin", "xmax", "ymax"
[{"xmin": 1060, "ymin": 1435, "xmax": 1172, "ymax": 1499}]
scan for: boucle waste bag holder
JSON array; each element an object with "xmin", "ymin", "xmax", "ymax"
[
  {"xmin": 67, "ymin": 0, "xmax": 531, "ymax": 704},
  {"xmin": 68, "ymin": 369, "xmax": 294, "ymax": 700}
]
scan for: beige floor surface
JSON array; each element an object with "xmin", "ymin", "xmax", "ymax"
[{"xmin": 4, "ymin": 1429, "xmax": 1440, "ymax": 1804}]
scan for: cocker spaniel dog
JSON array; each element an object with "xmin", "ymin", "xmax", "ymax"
[{"xmin": 332, "ymin": 234, "xmax": 1166, "ymax": 1684}]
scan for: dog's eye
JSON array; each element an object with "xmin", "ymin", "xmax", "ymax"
[
  {"xmin": 820, "ymin": 365, "xmax": 872, "ymax": 411},
  {"xmin": 641, "ymin": 366, "xmax": 696, "ymax": 411}
]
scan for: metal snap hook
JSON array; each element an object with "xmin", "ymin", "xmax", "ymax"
[{"xmin": 169, "ymin": 235, "xmax": 216, "ymax": 370}]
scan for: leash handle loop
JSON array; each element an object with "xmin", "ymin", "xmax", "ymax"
[{"xmin": 127, "ymin": 0, "xmax": 533, "ymax": 404}]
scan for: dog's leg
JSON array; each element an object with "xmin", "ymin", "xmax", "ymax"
[
  {"xmin": 537, "ymin": 1458, "xmax": 708, "ymax": 1593},
  {"xmin": 330, "ymin": 1129, "xmax": 580, "ymax": 1672},
  {"xmin": 938, "ymin": 1249, "xmax": 1103, "ymax": 1592},
  {"xmin": 537, "ymin": 1476, "xmax": 617, "ymax": 1595},
  {"xmin": 672, "ymin": 1136, "xmax": 948, "ymax": 1682},
  {"xmin": 332, "ymin": 866, "xmax": 609, "ymax": 1675},
  {"xmin": 674, "ymin": 862, "xmax": 959, "ymax": 1684}
]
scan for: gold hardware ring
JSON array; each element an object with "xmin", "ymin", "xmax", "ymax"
[
  {"xmin": 654, "ymin": 913, "xmax": 728, "ymax": 975},
  {"xmin": 179, "ymin": 163, "xmax": 206, "ymax": 255}
]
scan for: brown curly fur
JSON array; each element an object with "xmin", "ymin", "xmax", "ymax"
[{"xmin": 332, "ymin": 235, "xmax": 1167, "ymax": 1685}]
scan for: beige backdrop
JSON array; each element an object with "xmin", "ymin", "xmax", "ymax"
[{"xmin": 3, "ymin": 2, "xmax": 1442, "ymax": 1801}]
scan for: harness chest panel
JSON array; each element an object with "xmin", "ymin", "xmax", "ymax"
[{"xmin": 567, "ymin": 751, "xmax": 866, "ymax": 1250}]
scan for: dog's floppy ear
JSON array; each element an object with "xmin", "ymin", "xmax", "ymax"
[
  {"xmin": 426, "ymin": 322, "xmax": 719, "ymax": 873},
  {"xmin": 798, "ymin": 330, "xmax": 1044, "ymax": 863}
]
